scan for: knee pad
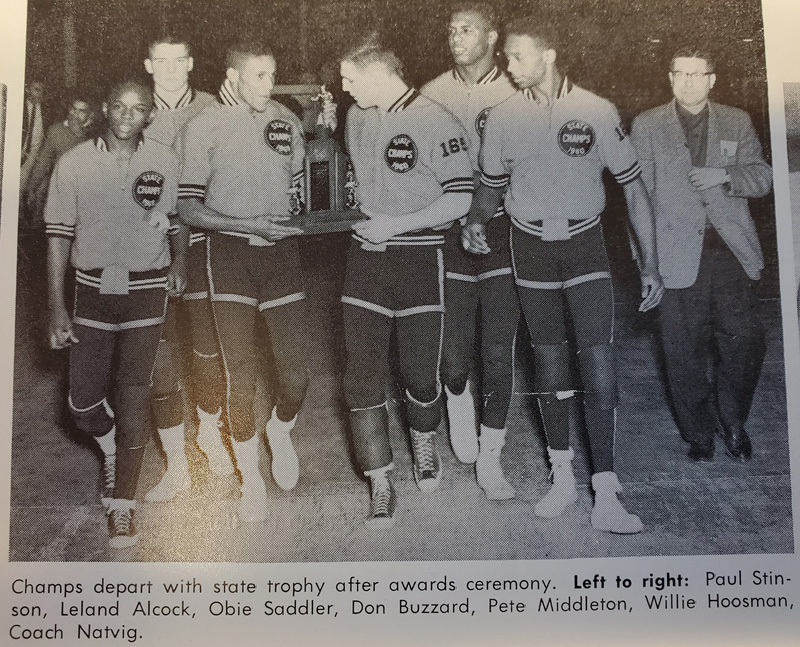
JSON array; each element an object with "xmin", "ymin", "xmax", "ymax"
[
  {"xmin": 343, "ymin": 370, "xmax": 386, "ymax": 412},
  {"xmin": 532, "ymin": 343, "xmax": 573, "ymax": 394},
  {"xmin": 68, "ymin": 395, "xmax": 114, "ymax": 437},
  {"xmin": 348, "ymin": 403, "xmax": 392, "ymax": 473},
  {"xmin": 192, "ymin": 348, "xmax": 224, "ymax": 413},
  {"xmin": 442, "ymin": 364, "xmax": 470, "ymax": 396},
  {"xmin": 152, "ymin": 384, "xmax": 184, "ymax": 430},
  {"xmin": 115, "ymin": 384, "xmax": 154, "ymax": 445},
  {"xmin": 405, "ymin": 389, "xmax": 441, "ymax": 433},
  {"xmin": 482, "ymin": 341, "xmax": 512, "ymax": 374},
  {"xmin": 577, "ymin": 343, "xmax": 617, "ymax": 410}
]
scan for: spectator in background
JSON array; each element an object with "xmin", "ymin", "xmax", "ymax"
[
  {"xmin": 21, "ymin": 80, "xmax": 46, "ymax": 191},
  {"xmin": 24, "ymin": 92, "xmax": 96, "ymax": 228}
]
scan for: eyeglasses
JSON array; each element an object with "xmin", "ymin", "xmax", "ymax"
[
  {"xmin": 670, "ymin": 71, "xmax": 713, "ymax": 81},
  {"xmin": 151, "ymin": 57, "xmax": 190, "ymax": 67}
]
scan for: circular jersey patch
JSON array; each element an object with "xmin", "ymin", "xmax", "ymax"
[
  {"xmin": 385, "ymin": 134, "xmax": 417, "ymax": 173},
  {"xmin": 132, "ymin": 172, "xmax": 164, "ymax": 210},
  {"xmin": 558, "ymin": 120, "xmax": 595, "ymax": 157},
  {"xmin": 264, "ymin": 120, "xmax": 293, "ymax": 155},
  {"xmin": 475, "ymin": 107, "xmax": 492, "ymax": 137}
]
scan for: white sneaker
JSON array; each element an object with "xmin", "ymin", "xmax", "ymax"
[
  {"xmin": 445, "ymin": 384, "xmax": 479, "ymax": 464},
  {"xmin": 475, "ymin": 426, "xmax": 515, "ymax": 500},
  {"xmin": 237, "ymin": 479, "xmax": 269, "ymax": 523},
  {"xmin": 534, "ymin": 447, "xmax": 577, "ymax": 518},
  {"xmin": 145, "ymin": 467, "xmax": 191, "ymax": 502},
  {"xmin": 591, "ymin": 472, "xmax": 644, "ymax": 534},
  {"xmin": 264, "ymin": 408, "xmax": 300, "ymax": 491},
  {"xmin": 197, "ymin": 407, "xmax": 235, "ymax": 476}
]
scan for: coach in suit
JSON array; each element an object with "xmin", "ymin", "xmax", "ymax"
[{"xmin": 631, "ymin": 49, "xmax": 772, "ymax": 462}]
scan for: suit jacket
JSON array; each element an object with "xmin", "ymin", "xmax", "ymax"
[{"xmin": 631, "ymin": 100, "xmax": 772, "ymax": 289}]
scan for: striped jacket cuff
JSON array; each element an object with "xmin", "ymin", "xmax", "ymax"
[
  {"xmin": 480, "ymin": 172, "xmax": 510, "ymax": 189},
  {"xmin": 178, "ymin": 183, "xmax": 206, "ymax": 200},
  {"xmin": 613, "ymin": 162, "xmax": 642, "ymax": 185},
  {"xmin": 46, "ymin": 223, "xmax": 75, "ymax": 238},
  {"xmin": 442, "ymin": 176, "xmax": 475, "ymax": 193}
]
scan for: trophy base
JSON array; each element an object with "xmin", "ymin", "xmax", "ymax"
[{"xmin": 290, "ymin": 210, "xmax": 366, "ymax": 235}]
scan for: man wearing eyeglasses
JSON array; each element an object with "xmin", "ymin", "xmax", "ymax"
[{"xmin": 631, "ymin": 49, "xmax": 772, "ymax": 463}]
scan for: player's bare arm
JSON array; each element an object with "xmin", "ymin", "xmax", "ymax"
[
  {"xmin": 46, "ymin": 236, "xmax": 78, "ymax": 349},
  {"xmin": 166, "ymin": 221, "xmax": 189, "ymax": 297},
  {"xmin": 462, "ymin": 182, "xmax": 504, "ymax": 255},
  {"xmin": 178, "ymin": 197, "xmax": 303, "ymax": 241},
  {"xmin": 352, "ymin": 192, "xmax": 471, "ymax": 245},
  {"xmin": 622, "ymin": 176, "xmax": 664, "ymax": 312}
]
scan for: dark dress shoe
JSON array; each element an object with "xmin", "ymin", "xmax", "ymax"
[
  {"xmin": 688, "ymin": 443, "xmax": 714, "ymax": 462},
  {"xmin": 723, "ymin": 427, "xmax": 752, "ymax": 461}
]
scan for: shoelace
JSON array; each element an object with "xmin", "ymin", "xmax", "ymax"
[
  {"xmin": 371, "ymin": 480, "xmax": 392, "ymax": 517},
  {"xmin": 111, "ymin": 508, "xmax": 131, "ymax": 535},
  {"xmin": 103, "ymin": 454, "xmax": 116, "ymax": 496},
  {"xmin": 413, "ymin": 432, "xmax": 435, "ymax": 474}
]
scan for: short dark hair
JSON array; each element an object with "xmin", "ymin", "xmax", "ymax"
[
  {"xmin": 449, "ymin": 2, "xmax": 500, "ymax": 32},
  {"xmin": 66, "ymin": 89, "xmax": 96, "ymax": 112},
  {"xmin": 503, "ymin": 15, "xmax": 559, "ymax": 52},
  {"xmin": 670, "ymin": 49, "xmax": 715, "ymax": 73},
  {"xmin": 225, "ymin": 38, "xmax": 274, "ymax": 72},
  {"xmin": 147, "ymin": 32, "xmax": 192, "ymax": 58},
  {"xmin": 107, "ymin": 80, "xmax": 153, "ymax": 109},
  {"xmin": 341, "ymin": 32, "xmax": 404, "ymax": 79}
]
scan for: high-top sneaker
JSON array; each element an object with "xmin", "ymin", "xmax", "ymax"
[
  {"xmin": 410, "ymin": 428, "xmax": 441, "ymax": 492},
  {"xmin": 590, "ymin": 471, "xmax": 644, "ymax": 534},
  {"xmin": 534, "ymin": 447, "xmax": 578, "ymax": 518},
  {"xmin": 445, "ymin": 382, "xmax": 479, "ymax": 464},
  {"xmin": 145, "ymin": 423, "xmax": 191, "ymax": 502},
  {"xmin": 196, "ymin": 406, "xmax": 235, "ymax": 476},
  {"xmin": 264, "ymin": 407, "xmax": 300, "ymax": 491},
  {"xmin": 100, "ymin": 453, "xmax": 116, "ymax": 509},
  {"xmin": 475, "ymin": 426, "xmax": 515, "ymax": 500},
  {"xmin": 231, "ymin": 435, "xmax": 268, "ymax": 523},
  {"xmin": 107, "ymin": 499, "xmax": 138, "ymax": 549},
  {"xmin": 365, "ymin": 464, "xmax": 396, "ymax": 529}
]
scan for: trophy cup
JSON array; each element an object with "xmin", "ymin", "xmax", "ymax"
[{"xmin": 295, "ymin": 86, "xmax": 363, "ymax": 234}]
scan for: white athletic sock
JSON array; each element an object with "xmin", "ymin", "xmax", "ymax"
[{"xmin": 94, "ymin": 426, "xmax": 116, "ymax": 456}]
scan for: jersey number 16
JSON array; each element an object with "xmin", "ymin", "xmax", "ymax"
[{"xmin": 440, "ymin": 137, "xmax": 468, "ymax": 157}]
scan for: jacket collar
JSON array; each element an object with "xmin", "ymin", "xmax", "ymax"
[
  {"xmin": 523, "ymin": 76, "xmax": 572, "ymax": 104},
  {"xmin": 95, "ymin": 136, "xmax": 144, "ymax": 153},
  {"xmin": 154, "ymin": 86, "xmax": 195, "ymax": 111},
  {"xmin": 218, "ymin": 79, "xmax": 240, "ymax": 106},
  {"xmin": 452, "ymin": 65, "xmax": 503, "ymax": 86},
  {"xmin": 387, "ymin": 87, "xmax": 419, "ymax": 113}
]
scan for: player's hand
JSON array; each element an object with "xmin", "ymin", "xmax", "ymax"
[
  {"xmin": 688, "ymin": 167, "xmax": 728, "ymax": 191},
  {"xmin": 639, "ymin": 268, "xmax": 664, "ymax": 312},
  {"xmin": 167, "ymin": 256, "xmax": 187, "ymax": 297},
  {"xmin": 253, "ymin": 215, "xmax": 304, "ymax": 241},
  {"xmin": 49, "ymin": 306, "xmax": 78, "ymax": 349},
  {"xmin": 148, "ymin": 210, "xmax": 172, "ymax": 233},
  {"xmin": 352, "ymin": 209, "xmax": 400, "ymax": 244},
  {"xmin": 461, "ymin": 222, "xmax": 490, "ymax": 255}
]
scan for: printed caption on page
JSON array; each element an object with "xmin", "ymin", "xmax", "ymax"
[{"xmin": 5, "ymin": 566, "xmax": 795, "ymax": 642}]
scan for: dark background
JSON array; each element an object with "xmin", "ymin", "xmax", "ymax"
[{"xmin": 23, "ymin": 0, "xmax": 776, "ymax": 295}]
